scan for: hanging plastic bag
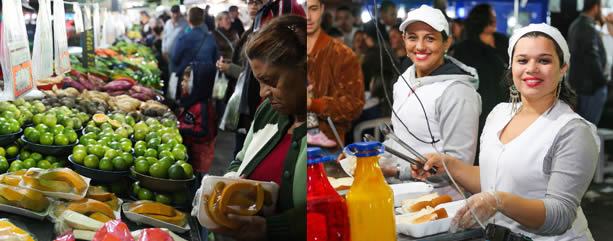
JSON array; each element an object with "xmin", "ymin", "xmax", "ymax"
[
  {"xmin": 92, "ymin": 220, "xmax": 134, "ymax": 241},
  {"xmin": 0, "ymin": 0, "xmax": 34, "ymax": 100},
  {"xmin": 93, "ymin": 4, "xmax": 101, "ymax": 48},
  {"xmin": 32, "ymin": 0, "xmax": 54, "ymax": 82},
  {"xmin": 219, "ymin": 71, "xmax": 246, "ymax": 131},
  {"xmin": 212, "ymin": 71, "xmax": 229, "ymax": 100},
  {"xmin": 73, "ymin": 3, "xmax": 84, "ymax": 34},
  {"xmin": 53, "ymin": 0, "xmax": 71, "ymax": 75}
]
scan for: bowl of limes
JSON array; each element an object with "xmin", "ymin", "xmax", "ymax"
[
  {"xmin": 129, "ymin": 181, "xmax": 191, "ymax": 210},
  {"xmin": 21, "ymin": 123, "xmax": 79, "ymax": 155},
  {"xmin": 68, "ymin": 154, "xmax": 129, "ymax": 183}
]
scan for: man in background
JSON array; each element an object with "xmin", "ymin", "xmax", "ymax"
[
  {"xmin": 334, "ymin": 5, "xmax": 358, "ymax": 47},
  {"xmin": 162, "ymin": 5, "xmax": 188, "ymax": 96},
  {"xmin": 568, "ymin": 0, "xmax": 608, "ymax": 125},
  {"xmin": 229, "ymin": 5, "xmax": 245, "ymax": 36}
]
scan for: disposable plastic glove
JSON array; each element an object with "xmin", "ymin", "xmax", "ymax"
[{"xmin": 450, "ymin": 191, "xmax": 501, "ymax": 233}]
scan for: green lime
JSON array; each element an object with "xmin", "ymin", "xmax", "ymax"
[
  {"xmin": 145, "ymin": 157, "xmax": 158, "ymax": 166},
  {"xmin": 121, "ymin": 152, "xmax": 133, "ymax": 166},
  {"xmin": 149, "ymin": 163, "xmax": 167, "ymax": 178},
  {"xmin": 137, "ymin": 188, "xmax": 154, "ymax": 200},
  {"xmin": 99, "ymin": 158, "xmax": 114, "ymax": 171},
  {"xmin": 147, "ymin": 138, "xmax": 161, "ymax": 148},
  {"xmin": 112, "ymin": 156, "xmax": 128, "ymax": 171},
  {"xmin": 84, "ymin": 154, "xmax": 100, "ymax": 168},
  {"xmin": 0, "ymin": 147, "xmax": 5, "ymax": 157},
  {"xmin": 40, "ymin": 133, "xmax": 54, "ymax": 145},
  {"xmin": 0, "ymin": 157, "xmax": 8, "ymax": 172},
  {"xmin": 37, "ymin": 160, "xmax": 51, "ymax": 169},
  {"xmin": 8, "ymin": 162, "xmax": 23, "ymax": 172},
  {"xmin": 54, "ymin": 134, "xmax": 69, "ymax": 145},
  {"xmin": 6, "ymin": 146, "xmax": 18, "ymax": 158},
  {"xmin": 168, "ymin": 164, "xmax": 186, "ymax": 180},
  {"xmin": 52, "ymin": 124, "xmax": 64, "ymax": 135},
  {"xmin": 144, "ymin": 148, "xmax": 157, "ymax": 158},
  {"xmin": 132, "ymin": 182, "xmax": 141, "ymax": 195},
  {"xmin": 145, "ymin": 132, "xmax": 158, "ymax": 142},
  {"xmin": 73, "ymin": 145, "xmax": 87, "ymax": 153},
  {"xmin": 18, "ymin": 149, "xmax": 29, "ymax": 159},
  {"xmin": 158, "ymin": 150, "xmax": 174, "ymax": 160},
  {"xmin": 155, "ymin": 193, "xmax": 173, "ymax": 205},
  {"xmin": 120, "ymin": 141, "xmax": 132, "ymax": 152},
  {"xmin": 51, "ymin": 162, "xmax": 63, "ymax": 168},
  {"xmin": 45, "ymin": 155, "xmax": 58, "ymax": 163},
  {"xmin": 25, "ymin": 128, "xmax": 40, "ymax": 143},
  {"xmin": 32, "ymin": 113, "xmax": 44, "ymax": 125},
  {"xmin": 134, "ymin": 146, "xmax": 146, "ymax": 157},
  {"xmin": 72, "ymin": 150, "xmax": 87, "ymax": 164},
  {"xmin": 134, "ymin": 160, "xmax": 150, "ymax": 174},
  {"xmin": 23, "ymin": 158, "xmax": 37, "ymax": 169},
  {"xmin": 180, "ymin": 163, "xmax": 194, "ymax": 178},
  {"xmin": 104, "ymin": 149, "xmax": 119, "ymax": 160},
  {"xmin": 90, "ymin": 145, "xmax": 106, "ymax": 158},
  {"xmin": 30, "ymin": 153, "xmax": 43, "ymax": 161},
  {"xmin": 65, "ymin": 130, "xmax": 78, "ymax": 143},
  {"xmin": 172, "ymin": 149, "xmax": 187, "ymax": 161}
]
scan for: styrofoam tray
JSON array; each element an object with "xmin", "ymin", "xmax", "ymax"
[
  {"xmin": 19, "ymin": 168, "xmax": 91, "ymax": 200},
  {"xmin": 0, "ymin": 198, "xmax": 51, "ymax": 220},
  {"xmin": 49, "ymin": 198, "xmax": 124, "ymax": 221},
  {"xmin": 390, "ymin": 182, "xmax": 434, "ymax": 207},
  {"xmin": 122, "ymin": 202, "xmax": 191, "ymax": 233},
  {"xmin": 194, "ymin": 176, "xmax": 279, "ymax": 230},
  {"xmin": 395, "ymin": 200, "xmax": 465, "ymax": 238}
]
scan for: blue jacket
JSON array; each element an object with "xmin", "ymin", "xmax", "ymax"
[{"xmin": 171, "ymin": 25, "xmax": 218, "ymax": 79}]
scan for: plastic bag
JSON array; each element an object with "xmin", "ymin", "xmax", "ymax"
[
  {"xmin": 92, "ymin": 4, "xmax": 101, "ymax": 48},
  {"xmin": 92, "ymin": 220, "xmax": 134, "ymax": 241},
  {"xmin": 218, "ymin": 71, "xmax": 245, "ymax": 131},
  {"xmin": 212, "ymin": 71, "xmax": 229, "ymax": 100},
  {"xmin": 53, "ymin": 0, "xmax": 71, "ymax": 75},
  {"xmin": 0, "ymin": 0, "xmax": 34, "ymax": 100},
  {"xmin": 73, "ymin": 3, "xmax": 84, "ymax": 34},
  {"xmin": 32, "ymin": 0, "xmax": 54, "ymax": 82},
  {"xmin": 54, "ymin": 231, "xmax": 76, "ymax": 241},
  {"xmin": 136, "ymin": 228, "xmax": 173, "ymax": 241}
]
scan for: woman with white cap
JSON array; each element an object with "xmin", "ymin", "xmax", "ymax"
[
  {"xmin": 381, "ymin": 5, "xmax": 481, "ymax": 180},
  {"xmin": 413, "ymin": 23, "xmax": 599, "ymax": 240}
]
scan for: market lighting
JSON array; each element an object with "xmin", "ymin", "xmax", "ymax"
[
  {"xmin": 507, "ymin": 16, "xmax": 517, "ymax": 29},
  {"xmin": 297, "ymin": 0, "xmax": 305, "ymax": 5},
  {"xmin": 361, "ymin": 9, "xmax": 371, "ymax": 23},
  {"xmin": 457, "ymin": 7, "xmax": 465, "ymax": 18},
  {"xmin": 397, "ymin": 6, "xmax": 405, "ymax": 19}
]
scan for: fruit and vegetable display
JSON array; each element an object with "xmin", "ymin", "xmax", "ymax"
[
  {"xmin": 68, "ymin": 41, "xmax": 162, "ymax": 90},
  {"xmin": 0, "ymin": 99, "xmax": 46, "ymax": 133},
  {"xmin": 0, "ymin": 171, "xmax": 50, "ymax": 212},
  {"xmin": 0, "ymin": 219, "xmax": 36, "ymax": 241},
  {"xmin": 20, "ymin": 168, "xmax": 88, "ymax": 196},
  {"xmin": 6, "ymin": 149, "xmax": 68, "ymax": 172},
  {"xmin": 131, "ymin": 181, "xmax": 189, "ymax": 206}
]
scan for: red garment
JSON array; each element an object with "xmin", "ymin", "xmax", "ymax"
[
  {"xmin": 248, "ymin": 134, "xmax": 291, "ymax": 185},
  {"xmin": 188, "ymin": 138, "xmax": 216, "ymax": 173}
]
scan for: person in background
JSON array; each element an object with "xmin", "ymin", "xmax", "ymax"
[
  {"xmin": 414, "ymin": 23, "xmax": 598, "ymax": 240},
  {"xmin": 171, "ymin": 7, "xmax": 218, "ymax": 99},
  {"xmin": 204, "ymin": 5, "xmax": 216, "ymax": 32},
  {"xmin": 162, "ymin": 5, "xmax": 188, "ymax": 95},
  {"xmin": 229, "ymin": 5, "xmax": 245, "ymax": 37},
  {"xmin": 362, "ymin": 0, "xmax": 398, "ymax": 42},
  {"xmin": 307, "ymin": 0, "xmax": 364, "ymax": 149},
  {"xmin": 381, "ymin": 5, "xmax": 480, "ymax": 181},
  {"xmin": 389, "ymin": 26, "xmax": 412, "ymax": 71},
  {"xmin": 334, "ymin": 5, "xmax": 358, "ymax": 47},
  {"xmin": 568, "ymin": 0, "xmax": 607, "ymax": 125},
  {"xmin": 212, "ymin": 15, "xmax": 306, "ymax": 241},
  {"xmin": 152, "ymin": 18, "xmax": 168, "ymax": 84},
  {"xmin": 602, "ymin": 13, "xmax": 613, "ymax": 84},
  {"xmin": 213, "ymin": 11, "xmax": 239, "ymax": 122},
  {"xmin": 452, "ymin": 3, "xmax": 508, "ymax": 146},
  {"xmin": 139, "ymin": 11, "xmax": 152, "ymax": 40},
  {"xmin": 351, "ymin": 30, "xmax": 368, "ymax": 62},
  {"xmin": 326, "ymin": 27, "xmax": 343, "ymax": 41}
]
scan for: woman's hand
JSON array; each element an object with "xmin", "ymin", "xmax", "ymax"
[
  {"xmin": 216, "ymin": 58, "xmax": 230, "ymax": 73},
  {"xmin": 210, "ymin": 214, "xmax": 267, "ymax": 241},
  {"xmin": 411, "ymin": 153, "xmax": 455, "ymax": 180},
  {"xmin": 450, "ymin": 191, "xmax": 500, "ymax": 232}
]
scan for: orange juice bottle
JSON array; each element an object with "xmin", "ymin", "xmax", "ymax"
[{"xmin": 345, "ymin": 141, "xmax": 396, "ymax": 241}]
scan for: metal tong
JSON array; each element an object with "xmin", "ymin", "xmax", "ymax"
[{"xmin": 377, "ymin": 123, "xmax": 438, "ymax": 174}]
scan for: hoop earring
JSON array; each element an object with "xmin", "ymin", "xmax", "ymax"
[{"xmin": 510, "ymin": 85, "xmax": 520, "ymax": 113}]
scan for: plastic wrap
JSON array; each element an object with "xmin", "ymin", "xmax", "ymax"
[
  {"xmin": 18, "ymin": 168, "xmax": 90, "ymax": 200},
  {"xmin": 395, "ymin": 200, "xmax": 464, "ymax": 238},
  {"xmin": 92, "ymin": 220, "xmax": 134, "ymax": 241},
  {"xmin": 73, "ymin": 3, "xmax": 84, "ymax": 34},
  {"xmin": 192, "ymin": 176, "xmax": 279, "ymax": 230},
  {"xmin": 122, "ymin": 202, "xmax": 190, "ymax": 233},
  {"xmin": 32, "ymin": 0, "xmax": 54, "ymax": 82},
  {"xmin": 0, "ymin": 182, "xmax": 50, "ymax": 220},
  {"xmin": 53, "ymin": 0, "xmax": 71, "ymax": 75},
  {"xmin": 0, "ymin": 219, "xmax": 36, "ymax": 241}
]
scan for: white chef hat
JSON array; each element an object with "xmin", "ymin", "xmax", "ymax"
[
  {"xmin": 507, "ymin": 23, "xmax": 570, "ymax": 68},
  {"xmin": 399, "ymin": 5, "xmax": 449, "ymax": 37}
]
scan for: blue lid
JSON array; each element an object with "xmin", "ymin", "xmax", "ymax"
[
  {"xmin": 344, "ymin": 141, "xmax": 385, "ymax": 157},
  {"xmin": 307, "ymin": 147, "xmax": 335, "ymax": 165}
]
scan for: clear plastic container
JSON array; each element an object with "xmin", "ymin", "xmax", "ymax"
[
  {"xmin": 345, "ymin": 142, "xmax": 396, "ymax": 241},
  {"xmin": 307, "ymin": 147, "xmax": 350, "ymax": 241}
]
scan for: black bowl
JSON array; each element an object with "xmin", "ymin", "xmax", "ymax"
[
  {"xmin": 129, "ymin": 166, "xmax": 194, "ymax": 192},
  {"xmin": 20, "ymin": 136, "xmax": 78, "ymax": 156},
  {"xmin": 68, "ymin": 155, "xmax": 129, "ymax": 183},
  {"xmin": 0, "ymin": 129, "xmax": 23, "ymax": 146}
]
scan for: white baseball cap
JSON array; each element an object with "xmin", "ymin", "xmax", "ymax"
[
  {"xmin": 399, "ymin": 5, "xmax": 449, "ymax": 36},
  {"xmin": 507, "ymin": 23, "xmax": 570, "ymax": 68}
]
